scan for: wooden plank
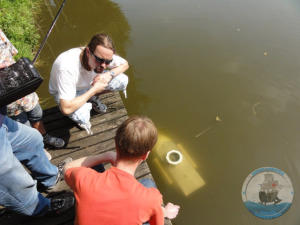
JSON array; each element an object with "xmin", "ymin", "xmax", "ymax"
[
  {"xmin": 98, "ymin": 92, "xmax": 116, "ymax": 100},
  {"xmin": 135, "ymin": 161, "xmax": 151, "ymax": 179},
  {"xmin": 68, "ymin": 109, "xmax": 128, "ymax": 141},
  {"xmin": 43, "ymin": 92, "xmax": 122, "ymax": 121},
  {"xmin": 69, "ymin": 117, "xmax": 126, "ymax": 143},
  {"xmin": 49, "ymin": 113, "xmax": 127, "ymax": 163},
  {"xmin": 51, "ymin": 139, "xmax": 116, "ymax": 165},
  {"xmin": 44, "ymin": 100, "xmax": 126, "ymax": 133},
  {"xmin": 51, "ymin": 127, "xmax": 117, "ymax": 159},
  {"xmin": 64, "ymin": 121, "xmax": 123, "ymax": 150},
  {"xmin": 42, "ymin": 92, "xmax": 117, "ymax": 117}
]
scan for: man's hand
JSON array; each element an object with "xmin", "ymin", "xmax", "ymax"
[
  {"xmin": 164, "ymin": 202, "xmax": 180, "ymax": 219},
  {"xmin": 93, "ymin": 72, "xmax": 112, "ymax": 84},
  {"xmin": 92, "ymin": 79, "xmax": 108, "ymax": 94}
]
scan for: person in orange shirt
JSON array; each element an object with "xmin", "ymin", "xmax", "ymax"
[{"xmin": 63, "ymin": 115, "xmax": 180, "ymax": 225}]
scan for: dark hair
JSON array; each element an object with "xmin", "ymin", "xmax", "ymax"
[
  {"xmin": 81, "ymin": 33, "xmax": 115, "ymax": 71},
  {"xmin": 115, "ymin": 116, "xmax": 158, "ymax": 160}
]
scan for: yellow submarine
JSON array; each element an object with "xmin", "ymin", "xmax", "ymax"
[{"xmin": 151, "ymin": 133, "xmax": 205, "ymax": 196}]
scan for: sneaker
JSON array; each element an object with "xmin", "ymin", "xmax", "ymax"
[
  {"xmin": 56, "ymin": 157, "xmax": 73, "ymax": 183},
  {"xmin": 90, "ymin": 96, "xmax": 107, "ymax": 113},
  {"xmin": 48, "ymin": 192, "xmax": 75, "ymax": 215},
  {"xmin": 46, "ymin": 157, "xmax": 72, "ymax": 193},
  {"xmin": 44, "ymin": 134, "xmax": 65, "ymax": 148},
  {"xmin": 44, "ymin": 149, "xmax": 52, "ymax": 161}
]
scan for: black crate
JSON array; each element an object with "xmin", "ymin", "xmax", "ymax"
[{"xmin": 0, "ymin": 58, "xmax": 43, "ymax": 107}]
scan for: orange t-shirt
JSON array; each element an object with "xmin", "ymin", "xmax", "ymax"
[{"xmin": 65, "ymin": 167, "xmax": 164, "ymax": 225}]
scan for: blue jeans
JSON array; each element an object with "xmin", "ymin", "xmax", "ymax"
[
  {"xmin": 0, "ymin": 116, "xmax": 58, "ymax": 215},
  {"xmin": 139, "ymin": 178, "xmax": 157, "ymax": 188},
  {"xmin": 139, "ymin": 178, "xmax": 157, "ymax": 225}
]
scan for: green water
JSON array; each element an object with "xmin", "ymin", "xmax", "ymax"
[{"xmin": 36, "ymin": 0, "xmax": 300, "ymax": 224}]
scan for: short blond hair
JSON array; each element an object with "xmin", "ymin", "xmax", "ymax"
[{"xmin": 115, "ymin": 116, "xmax": 157, "ymax": 159}]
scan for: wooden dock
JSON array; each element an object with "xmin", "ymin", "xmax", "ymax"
[{"xmin": 0, "ymin": 92, "xmax": 172, "ymax": 225}]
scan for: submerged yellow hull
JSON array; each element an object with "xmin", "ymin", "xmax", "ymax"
[{"xmin": 152, "ymin": 134, "xmax": 205, "ymax": 196}]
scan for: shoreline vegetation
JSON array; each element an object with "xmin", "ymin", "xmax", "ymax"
[{"xmin": 0, "ymin": 0, "xmax": 41, "ymax": 60}]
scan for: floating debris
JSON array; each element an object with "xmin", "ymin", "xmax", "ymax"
[
  {"xmin": 195, "ymin": 115, "xmax": 222, "ymax": 138},
  {"xmin": 195, "ymin": 126, "xmax": 212, "ymax": 138},
  {"xmin": 252, "ymin": 102, "xmax": 261, "ymax": 115},
  {"xmin": 263, "ymin": 52, "xmax": 268, "ymax": 56},
  {"xmin": 236, "ymin": 28, "xmax": 241, "ymax": 32}
]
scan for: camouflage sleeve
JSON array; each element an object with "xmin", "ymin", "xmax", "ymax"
[{"xmin": 0, "ymin": 29, "xmax": 18, "ymax": 69}]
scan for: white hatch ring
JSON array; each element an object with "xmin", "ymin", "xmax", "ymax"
[{"xmin": 166, "ymin": 150, "xmax": 183, "ymax": 165}]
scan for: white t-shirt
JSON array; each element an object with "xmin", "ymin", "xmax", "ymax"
[{"xmin": 49, "ymin": 48, "xmax": 127, "ymax": 100}]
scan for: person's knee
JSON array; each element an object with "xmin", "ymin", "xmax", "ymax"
[
  {"xmin": 67, "ymin": 102, "xmax": 92, "ymax": 125},
  {"xmin": 118, "ymin": 74, "xmax": 129, "ymax": 87},
  {"xmin": 107, "ymin": 73, "xmax": 129, "ymax": 91},
  {"xmin": 27, "ymin": 103, "xmax": 43, "ymax": 123},
  {"xmin": 25, "ymin": 126, "xmax": 44, "ymax": 147}
]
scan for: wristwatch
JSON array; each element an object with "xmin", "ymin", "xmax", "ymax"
[{"xmin": 110, "ymin": 71, "xmax": 115, "ymax": 77}]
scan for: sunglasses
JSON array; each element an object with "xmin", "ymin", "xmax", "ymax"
[{"xmin": 91, "ymin": 51, "xmax": 112, "ymax": 65}]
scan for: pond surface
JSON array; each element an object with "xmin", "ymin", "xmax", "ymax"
[{"xmin": 37, "ymin": 0, "xmax": 300, "ymax": 224}]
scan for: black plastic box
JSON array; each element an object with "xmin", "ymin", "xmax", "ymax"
[{"xmin": 0, "ymin": 58, "xmax": 43, "ymax": 107}]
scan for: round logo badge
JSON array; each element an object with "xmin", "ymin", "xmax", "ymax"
[{"xmin": 242, "ymin": 167, "xmax": 294, "ymax": 219}]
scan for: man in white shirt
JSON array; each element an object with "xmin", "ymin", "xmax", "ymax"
[{"xmin": 49, "ymin": 33, "xmax": 129, "ymax": 134}]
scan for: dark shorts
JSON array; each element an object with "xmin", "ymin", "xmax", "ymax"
[{"xmin": 10, "ymin": 103, "xmax": 43, "ymax": 126}]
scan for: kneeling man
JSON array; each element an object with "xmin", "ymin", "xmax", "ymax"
[
  {"xmin": 49, "ymin": 33, "xmax": 129, "ymax": 134},
  {"xmin": 64, "ymin": 116, "xmax": 180, "ymax": 225}
]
